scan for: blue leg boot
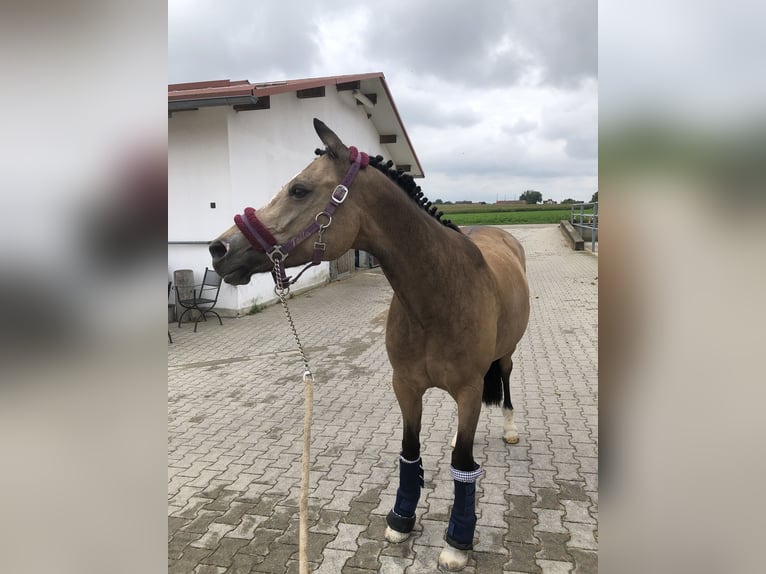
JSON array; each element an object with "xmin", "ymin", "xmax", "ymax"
[
  {"xmin": 445, "ymin": 464, "xmax": 482, "ymax": 550},
  {"xmin": 386, "ymin": 454, "xmax": 424, "ymax": 535}
]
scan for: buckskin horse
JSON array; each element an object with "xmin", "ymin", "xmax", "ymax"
[{"xmin": 209, "ymin": 119, "xmax": 530, "ymax": 570}]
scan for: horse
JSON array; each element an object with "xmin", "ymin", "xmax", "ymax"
[{"xmin": 209, "ymin": 119, "xmax": 530, "ymax": 571}]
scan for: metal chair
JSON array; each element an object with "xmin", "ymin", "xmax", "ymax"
[
  {"xmin": 168, "ymin": 281, "xmax": 173, "ymax": 343},
  {"xmin": 175, "ymin": 268, "xmax": 223, "ymax": 332}
]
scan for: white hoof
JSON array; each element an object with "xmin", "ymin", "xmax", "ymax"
[
  {"xmin": 385, "ymin": 526, "xmax": 411, "ymax": 543},
  {"xmin": 450, "ymin": 431, "xmax": 457, "ymax": 449},
  {"xmin": 438, "ymin": 544, "xmax": 469, "ymax": 571},
  {"xmin": 503, "ymin": 409, "xmax": 519, "ymax": 444},
  {"xmin": 503, "ymin": 433, "xmax": 519, "ymax": 444}
]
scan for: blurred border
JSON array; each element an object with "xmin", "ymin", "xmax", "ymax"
[
  {"xmin": 600, "ymin": 0, "xmax": 766, "ymax": 571},
  {"xmin": 0, "ymin": 2, "xmax": 167, "ymax": 573}
]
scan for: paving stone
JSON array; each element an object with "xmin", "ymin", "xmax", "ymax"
[
  {"xmin": 173, "ymin": 496, "xmax": 213, "ymax": 520},
  {"xmin": 190, "ymin": 522, "xmax": 238, "ymax": 550},
  {"xmin": 568, "ymin": 548, "xmax": 597, "ymax": 574},
  {"xmin": 506, "ymin": 517, "xmax": 538, "ymax": 544},
  {"xmin": 536, "ymin": 559, "xmax": 573, "ymax": 573},
  {"xmin": 477, "ymin": 502, "xmax": 507, "ymax": 529},
  {"xmin": 344, "ymin": 537, "xmax": 384, "ymax": 570},
  {"xmin": 251, "ymin": 542, "xmax": 297, "ymax": 573},
  {"xmin": 168, "ymin": 226, "xmax": 598, "ymax": 574},
  {"xmin": 535, "ymin": 532, "xmax": 572, "ymax": 562},
  {"xmin": 407, "ymin": 545, "xmax": 449, "ymax": 573},
  {"xmin": 314, "ymin": 548, "xmax": 354, "ymax": 573},
  {"xmin": 173, "ymin": 547, "xmax": 215, "ymax": 571},
  {"xmin": 169, "ymin": 531, "xmax": 204, "ymax": 560},
  {"xmin": 326, "ymin": 523, "xmax": 367, "ymax": 551},
  {"xmin": 379, "ymin": 555, "xmax": 414, "ymax": 573},
  {"xmin": 224, "ymin": 552, "xmax": 264, "ymax": 574},
  {"xmin": 474, "ymin": 550, "xmax": 510, "ymax": 573},
  {"xmin": 259, "ymin": 506, "xmax": 296, "ymax": 532},
  {"xmin": 554, "ymin": 481, "xmax": 589, "ymax": 502},
  {"xmin": 304, "ymin": 532, "xmax": 336, "ymax": 563},
  {"xmin": 194, "ymin": 564, "xmax": 228, "ymax": 574},
  {"xmin": 240, "ymin": 528, "xmax": 282, "ymax": 556},
  {"xmin": 553, "ymin": 464, "xmax": 581, "ymax": 482},
  {"xmin": 184, "ymin": 510, "xmax": 224, "ymax": 535},
  {"xmin": 506, "ymin": 542, "xmax": 542, "ymax": 573},
  {"xmin": 533, "ymin": 488, "xmax": 562, "ymax": 511},
  {"xmin": 507, "ymin": 495, "xmax": 536, "ymax": 519},
  {"xmin": 226, "ymin": 514, "xmax": 268, "ymax": 539},
  {"xmin": 203, "ymin": 537, "xmax": 250, "ymax": 568},
  {"xmin": 533, "ymin": 509, "xmax": 567, "ymax": 535},
  {"xmin": 531, "ymin": 469, "xmax": 558, "ymax": 489},
  {"xmin": 561, "ymin": 501, "xmax": 595, "ymax": 525},
  {"xmin": 564, "ymin": 523, "xmax": 597, "ymax": 551},
  {"xmin": 323, "ymin": 488, "xmax": 357, "ymax": 512},
  {"xmin": 507, "ymin": 477, "xmax": 535, "ymax": 496}
]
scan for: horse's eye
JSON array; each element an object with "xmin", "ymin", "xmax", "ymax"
[{"xmin": 289, "ymin": 185, "xmax": 311, "ymax": 199}]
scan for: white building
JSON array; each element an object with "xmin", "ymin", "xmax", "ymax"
[{"xmin": 168, "ymin": 73, "xmax": 423, "ymax": 316}]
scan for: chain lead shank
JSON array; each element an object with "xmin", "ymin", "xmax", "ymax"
[{"xmin": 273, "ymin": 261, "xmax": 314, "ymax": 574}]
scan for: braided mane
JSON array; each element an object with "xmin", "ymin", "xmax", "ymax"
[{"xmin": 315, "ymin": 148, "xmax": 461, "ymax": 233}]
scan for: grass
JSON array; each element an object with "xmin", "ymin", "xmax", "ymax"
[
  {"xmin": 247, "ymin": 302, "xmax": 264, "ymax": 315},
  {"xmin": 434, "ymin": 203, "xmax": 593, "ymax": 226},
  {"xmin": 446, "ymin": 209, "xmax": 574, "ymax": 225}
]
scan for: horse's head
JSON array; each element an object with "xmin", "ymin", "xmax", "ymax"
[{"xmin": 209, "ymin": 119, "xmax": 365, "ymax": 285}]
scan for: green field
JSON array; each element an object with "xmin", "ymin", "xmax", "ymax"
[{"xmin": 435, "ymin": 203, "xmax": 591, "ymax": 226}]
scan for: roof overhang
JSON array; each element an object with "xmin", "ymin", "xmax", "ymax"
[{"xmin": 168, "ymin": 95, "xmax": 259, "ymax": 111}]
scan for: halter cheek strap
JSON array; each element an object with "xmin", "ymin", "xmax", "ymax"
[{"xmin": 234, "ymin": 147, "xmax": 369, "ymax": 287}]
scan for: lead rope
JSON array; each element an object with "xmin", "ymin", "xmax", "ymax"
[{"xmin": 273, "ymin": 260, "xmax": 313, "ymax": 574}]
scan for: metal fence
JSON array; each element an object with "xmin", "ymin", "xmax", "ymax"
[{"xmin": 570, "ymin": 202, "xmax": 598, "ymax": 252}]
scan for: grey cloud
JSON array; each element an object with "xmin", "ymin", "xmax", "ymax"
[
  {"xmin": 168, "ymin": 1, "xmax": 325, "ymax": 83},
  {"xmin": 169, "ymin": 1, "xmax": 596, "ymax": 89},
  {"xmin": 509, "ymin": 0, "xmax": 598, "ymax": 87},
  {"xmin": 362, "ymin": 0, "xmax": 595, "ymax": 89},
  {"xmin": 363, "ymin": 2, "xmax": 530, "ymax": 87},
  {"xmin": 503, "ymin": 118, "xmax": 538, "ymax": 135},
  {"xmin": 395, "ymin": 93, "xmax": 483, "ymax": 129},
  {"xmin": 421, "ymin": 139, "xmax": 596, "ymax": 180},
  {"xmin": 563, "ymin": 133, "xmax": 598, "ymax": 160}
]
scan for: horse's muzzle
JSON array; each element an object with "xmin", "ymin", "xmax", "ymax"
[{"xmin": 209, "ymin": 239, "xmax": 228, "ymax": 263}]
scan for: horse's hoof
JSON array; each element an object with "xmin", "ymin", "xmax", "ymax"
[
  {"xmin": 385, "ymin": 526, "xmax": 411, "ymax": 543},
  {"xmin": 438, "ymin": 544, "xmax": 469, "ymax": 571},
  {"xmin": 503, "ymin": 434, "xmax": 519, "ymax": 444}
]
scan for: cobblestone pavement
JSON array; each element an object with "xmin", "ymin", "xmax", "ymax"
[{"xmin": 168, "ymin": 224, "xmax": 598, "ymax": 573}]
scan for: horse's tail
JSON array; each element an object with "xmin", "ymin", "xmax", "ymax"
[{"xmin": 482, "ymin": 359, "xmax": 503, "ymax": 406}]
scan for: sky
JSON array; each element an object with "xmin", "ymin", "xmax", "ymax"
[{"xmin": 168, "ymin": 0, "xmax": 597, "ymax": 203}]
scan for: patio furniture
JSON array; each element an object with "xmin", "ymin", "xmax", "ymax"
[{"xmin": 175, "ymin": 267, "xmax": 223, "ymax": 332}]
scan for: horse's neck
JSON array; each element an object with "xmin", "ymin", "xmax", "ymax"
[{"xmin": 354, "ymin": 182, "xmax": 478, "ymax": 321}]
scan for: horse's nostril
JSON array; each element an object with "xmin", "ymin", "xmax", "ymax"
[{"xmin": 209, "ymin": 240, "xmax": 228, "ymax": 260}]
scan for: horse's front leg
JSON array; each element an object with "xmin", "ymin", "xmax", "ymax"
[
  {"xmin": 439, "ymin": 388, "xmax": 482, "ymax": 571},
  {"xmin": 385, "ymin": 376, "xmax": 424, "ymax": 543}
]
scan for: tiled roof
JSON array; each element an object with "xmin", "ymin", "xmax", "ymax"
[{"xmin": 168, "ymin": 73, "xmax": 385, "ymax": 101}]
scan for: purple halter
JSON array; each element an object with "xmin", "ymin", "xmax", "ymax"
[{"xmin": 234, "ymin": 146, "xmax": 369, "ymax": 288}]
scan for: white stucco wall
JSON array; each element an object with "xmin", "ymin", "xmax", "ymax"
[{"xmin": 168, "ymin": 85, "xmax": 394, "ymax": 316}]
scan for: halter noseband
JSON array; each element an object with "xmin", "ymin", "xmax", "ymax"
[{"xmin": 234, "ymin": 146, "xmax": 369, "ymax": 288}]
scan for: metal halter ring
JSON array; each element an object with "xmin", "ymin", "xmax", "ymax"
[
  {"xmin": 267, "ymin": 246, "xmax": 287, "ymax": 264},
  {"xmin": 315, "ymin": 211, "xmax": 332, "ymax": 229}
]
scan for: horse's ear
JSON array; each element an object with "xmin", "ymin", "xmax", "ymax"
[{"xmin": 313, "ymin": 118, "xmax": 347, "ymax": 159}]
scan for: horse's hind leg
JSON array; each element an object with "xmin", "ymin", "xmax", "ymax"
[
  {"xmin": 439, "ymin": 388, "xmax": 482, "ymax": 571},
  {"xmin": 501, "ymin": 354, "xmax": 520, "ymax": 444},
  {"xmin": 385, "ymin": 376, "xmax": 424, "ymax": 544}
]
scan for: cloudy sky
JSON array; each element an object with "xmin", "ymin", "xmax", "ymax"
[{"xmin": 169, "ymin": 0, "xmax": 597, "ymax": 203}]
